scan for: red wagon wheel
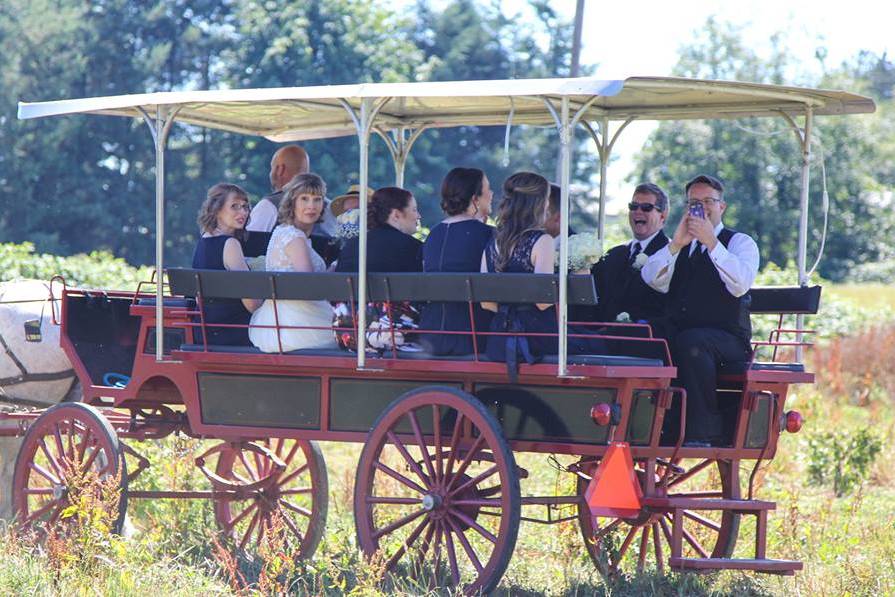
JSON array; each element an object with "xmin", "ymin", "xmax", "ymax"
[
  {"xmin": 211, "ymin": 438, "xmax": 328, "ymax": 560},
  {"xmin": 577, "ymin": 458, "xmax": 741, "ymax": 578},
  {"xmin": 12, "ymin": 402, "xmax": 128, "ymax": 534},
  {"xmin": 354, "ymin": 386, "xmax": 521, "ymax": 596}
]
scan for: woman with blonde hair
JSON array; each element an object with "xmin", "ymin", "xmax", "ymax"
[
  {"xmin": 249, "ymin": 173, "xmax": 337, "ymax": 353},
  {"xmin": 481, "ymin": 172, "xmax": 605, "ymax": 365},
  {"xmin": 192, "ymin": 183, "xmax": 260, "ymax": 346}
]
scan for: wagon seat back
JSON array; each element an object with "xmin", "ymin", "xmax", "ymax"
[
  {"xmin": 165, "ymin": 268, "xmax": 671, "ymax": 369},
  {"xmin": 719, "ymin": 284, "xmax": 821, "ymax": 384}
]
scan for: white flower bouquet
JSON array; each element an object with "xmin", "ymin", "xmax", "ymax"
[{"xmin": 556, "ymin": 231, "xmax": 603, "ymax": 272}]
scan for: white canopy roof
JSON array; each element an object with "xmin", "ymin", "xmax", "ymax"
[{"xmin": 18, "ymin": 76, "xmax": 875, "ymax": 141}]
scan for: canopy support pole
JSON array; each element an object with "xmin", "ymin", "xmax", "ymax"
[
  {"xmin": 598, "ymin": 116, "xmax": 610, "ymax": 243},
  {"xmin": 375, "ymin": 126, "xmax": 429, "ymax": 187},
  {"xmin": 543, "ymin": 95, "xmax": 600, "ymax": 377},
  {"xmin": 796, "ymin": 107, "xmax": 814, "ymax": 362},
  {"xmin": 581, "ymin": 117, "xmax": 636, "ymax": 247},
  {"xmin": 139, "ymin": 105, "xmax": 179, "ymax": 361},
  {"xmin": 342, "ymin": 98, "xmax": 388, "ymax": 369}
]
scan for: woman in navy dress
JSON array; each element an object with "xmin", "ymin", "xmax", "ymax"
[
  {"xmin": 482, "ymin": 172, "xmax": 605, "ymax": 365},
  {"xmin": 191, "ymin": 183, "xmax": 260, "ymax": 346},
  {"xmin": 419, "ymin": 167, "xmax": 494, "ymax": 355}
]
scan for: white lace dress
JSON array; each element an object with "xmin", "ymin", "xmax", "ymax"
[{"xmin": 249, "ymin": 225, "xmax": 337, "ymax": 352}]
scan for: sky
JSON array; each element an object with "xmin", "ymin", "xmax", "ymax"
[{"xmin": 502, "ymin": 0, "xmax": 894, "ymax": 211}]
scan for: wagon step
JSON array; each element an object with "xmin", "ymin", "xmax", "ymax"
[
  {"xmin": 669, "ymin": 557, "xmax": 803, "ymax": 575},
  {"xmin": 662, "ymin": 498, "xmax": 801, "ymax": 576}
]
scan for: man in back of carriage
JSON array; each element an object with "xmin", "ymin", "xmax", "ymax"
[{"xmin": 642, "ymin": 174, "xmax": 759, "ymax": 447}]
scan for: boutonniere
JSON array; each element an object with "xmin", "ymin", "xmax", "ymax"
[
  {"xmin": 632, "ymin": 252, "xmax": 649, "ymax": 270},
  {"xmin": 616, "ymin": 312, "xmax": 631, "ymax": 323}
]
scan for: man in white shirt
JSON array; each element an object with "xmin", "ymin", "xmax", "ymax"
[
  {"xmin": 641, "ymin": 174, "xmax": 760, "ymax": 446},
  {"xmin": 247, "ymin": 145, "xmax": 337, "ymax": 236}
]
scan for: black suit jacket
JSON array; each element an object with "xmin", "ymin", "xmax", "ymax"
[
  {"xmin": 335, "ymin": 224, "xmax": 423, "ymax": 273},
  {"xmin": 589, "ymin": 231, "xmax": 669, "ymax": 324}
]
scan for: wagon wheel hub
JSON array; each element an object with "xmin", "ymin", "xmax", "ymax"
[
  {"xmin": 52, "ymin": 484, "xmax": 67, "ymax": 501},
  {"xmin": 422, "ymin": 493, "xmax": 442, "ymax": 511}
]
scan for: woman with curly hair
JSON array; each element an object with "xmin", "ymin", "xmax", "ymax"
[
  {"xmin": 481, "ymin": 172, "xmax": 605, "ymax": 364},
  {"xmin": 249, "ymin": 173, "xmax": 337, "ymax": 353},
  {"xmin": 192, "ymin": 183, "xmax": 260, "ymax": 346}
]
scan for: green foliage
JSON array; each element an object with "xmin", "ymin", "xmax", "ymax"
[
  {"xmin": 847, "ymin": 258, "xmax": 895, "ymax": 283},
  {"xmin": 0, "ymin": 242, "xmax": 151, "ymax": 289},
  {"xmin": 806, "ymin": 428, "xmax": 882, "ymax": 497}
]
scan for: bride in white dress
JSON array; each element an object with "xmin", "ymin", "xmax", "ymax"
[{"xmin": 249, "ymin": 174, "xmax": 337, "ymax": 352}]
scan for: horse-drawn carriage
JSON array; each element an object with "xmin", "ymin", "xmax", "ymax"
[{"xmin": 7, "ymin": 77, "xmax": 874, "ymax": 593}]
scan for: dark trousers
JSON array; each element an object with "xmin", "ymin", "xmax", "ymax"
[{"xmin": 665, "ymin": 327, "xmax": 750, "ymax": 442}]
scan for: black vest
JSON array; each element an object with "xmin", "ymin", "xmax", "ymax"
[
  {"xmin": 591, "ymin": 232, "xmax": 669, "ymax": 323},
  {"xmin": 668, "ymin": 228, "xmax": 751, "ymax": 344}
]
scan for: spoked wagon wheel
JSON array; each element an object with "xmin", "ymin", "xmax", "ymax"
[
  {"xmin": 12, "ymin": 402, "xmax": 128, "ymax": 534},
  {"xmin": 209, "ymin": 438, "xmax": 328, "ymax": 560},
  {"xmin": 354, "ymin": 387, "xmax": 521, "ymax": 596},
  {"xmin": 577, "ymin": 458, "xmax": 741, "ymax": 578}
]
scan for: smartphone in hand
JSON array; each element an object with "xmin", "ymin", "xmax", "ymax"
[{"xmin": 688, "ymin": 201, "xmax": 705, "ymax": 219}]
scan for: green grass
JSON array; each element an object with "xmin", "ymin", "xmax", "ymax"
[
  {"xmin": 827, "ymin": 283, "xmax": 895, "ymax": 309},
  {"xmin": 4, "ymin": 371, "xmax": 888, "ymax": 597}
]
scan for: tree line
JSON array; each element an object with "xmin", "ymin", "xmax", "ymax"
[{"xmin": 0, "ymin": 3, "xmax": 892, "ymax": 280}]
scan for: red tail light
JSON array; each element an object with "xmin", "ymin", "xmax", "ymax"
[
  {"xmin": 590, "ymin": 403, "xmax": 611, "ymax": 426},
  {"xmin": 784, "ymin": 410, "xmax": 803, "ymax": 433}
]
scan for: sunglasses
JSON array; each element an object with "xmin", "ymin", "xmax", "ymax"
[{"xmin": 628, "ymin": 201, "xmax": 661, "ymax": 213}]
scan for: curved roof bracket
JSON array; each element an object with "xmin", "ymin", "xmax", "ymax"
[
  {"xmin": 374, "ymin": 125, "xmax": 430, "ymax": 186},
  {"xmin": 777, "ymin": 109, "xmax": 808, "ymax": 148}
]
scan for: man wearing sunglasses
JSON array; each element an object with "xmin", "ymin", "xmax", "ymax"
[
  {"xmin": 586, "ymin": 183, "xmax": 670, "ymax": 328},
  {"xmin": 642, "ymin": 174, "xmax": 760, "ymax": 447}
]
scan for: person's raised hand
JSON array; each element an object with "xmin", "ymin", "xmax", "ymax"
[
  {"xmin": 687, "ymin": 214, "xmax": 717, "ymax": 250},
  {"xmin": 669, "ymin": 213, "xmax": 693, "ymax": 255}
]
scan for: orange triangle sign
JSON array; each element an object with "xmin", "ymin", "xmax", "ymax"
[{"xmin": 584, "ymin": 441, "xmax": 643, "ymax": 518}]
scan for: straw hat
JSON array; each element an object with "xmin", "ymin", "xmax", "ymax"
[{"xmin": 330, "ymin": 185, "xmax": 373, "ymax": 218}]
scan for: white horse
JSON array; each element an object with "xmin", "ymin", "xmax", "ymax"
[{"xmin": 0, "ymin": 280, "xmax": 80, "ymax": 520}]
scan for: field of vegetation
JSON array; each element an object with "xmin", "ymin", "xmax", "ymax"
[{"xmin": 0, "ymin": 247, "xmax": 892, "ymax": 595}]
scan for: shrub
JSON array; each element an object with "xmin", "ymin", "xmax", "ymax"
[
  {"xmin": 0, "ymin": 242, "xmax": 152, "ymax": 290},
  {"xmin": 847, "ymin": 259, "xmax": 895, "ymax": 283},
  {"xmin": 806, "ymin": 428, "xmax": 883, "ymax": 497}
]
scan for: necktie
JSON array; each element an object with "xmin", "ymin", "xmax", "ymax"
[
  {"xmin": 690, "ymin": 240, "xmax": 703, "ymax": 258},
  {"xmin": 629, "ymin": 242, "xmax": 642, "ymax": 265}
]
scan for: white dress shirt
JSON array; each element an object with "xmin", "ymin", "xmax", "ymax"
[
  {"xmin": 247, "ymin": 197, "xmax": 278, "ymax": 232},
  {"xmin": 641, "ymin": 222, "xmax": 759, "ymax": 297},
  {"xmin": 629, "ymin": 229, "xmax": 662, "ymax": 257}
]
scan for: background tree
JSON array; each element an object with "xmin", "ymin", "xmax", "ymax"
[{"xmin": 631, "ymin": 19, "xmax": 895, "ymax": 280}]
